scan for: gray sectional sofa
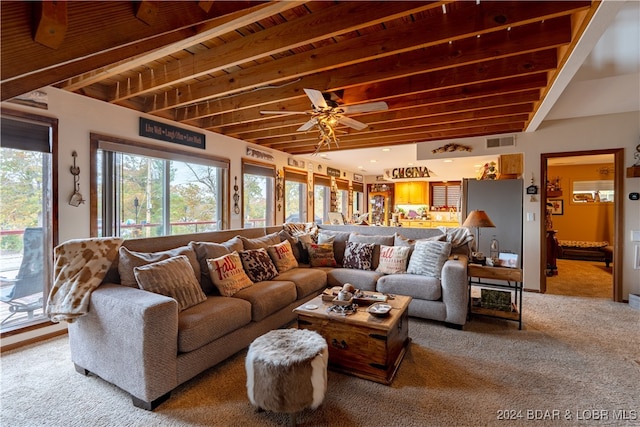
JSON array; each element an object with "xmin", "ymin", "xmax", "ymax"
[{"xmin": 68, "ymin": 224, "xmax": 469, "ymax": 410}]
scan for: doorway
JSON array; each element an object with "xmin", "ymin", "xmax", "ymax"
[{"xmin": 540, "ymin": 149, "xmax": 623, "ymax": 301}]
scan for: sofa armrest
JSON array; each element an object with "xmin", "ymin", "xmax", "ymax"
[
  {"xmin": 440, "ymin": 255, "xmax": 469, "ymax": 325},
  {"xmin": 68, "ymin": 283, "xmax": 179, "ymax": 404}
]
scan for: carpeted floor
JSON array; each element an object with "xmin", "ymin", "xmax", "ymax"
[
  {"xmin": 1, "ymin": 292, "xmax": 639, "ymax": 427},
  {"xmin": 546, "ymin": 258, "xmax": 613, "ymax": 298}
]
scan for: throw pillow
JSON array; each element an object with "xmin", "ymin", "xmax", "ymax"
[
  {"xmin": 407, "ymin": 240, "xmax": 452, "ymax": 279},
  {"xmin": 239, "ymin": 248, "xmax": 279, "ymax": 282},
  {"xmin": 307, "ymin": 243, "xmax": 337, "ymax": 267},
  {"xmin": 348, "ymin": 233, "xmax": 394, "ymax": 270},
  {"xmin": 342, "ymin": 241, "xmax": 375, "ymax": 270},
  {"xmin": 118, "ymin": 245, "xmax": 201, "ymax": 288},
  {"xmin": 189, "ymin": 237, "xmax": 244, "ymax": 294},
  {"xmin": 134, "ymin": 255, "xmax": 207, "ymax": 311},
  {"xmin": 239, "ymin": 232, "xmax": 282, "ymax": 250},
  {"xmin": 267, "ymin": 240, "xmax": 298, "ymax": 273},
  {"xmin": 376, "ymin": 245, "xmax": 411, "ymax": 274},
  {"xmin": 317, "ymin": 232, "xmax": 336, "ymax": 244},
  {"xmin": 206, "ymin": 252, "xmax": 253, "ymax": 296}
]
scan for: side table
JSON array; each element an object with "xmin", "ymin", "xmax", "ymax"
[{"xmin": 468, "ymin": 264, "xmax": 523, "ymax": 329}]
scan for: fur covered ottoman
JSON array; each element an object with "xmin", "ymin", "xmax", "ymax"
[{"xmin": 246, "ymin": 329, "xmax": 328, "ymax": 425}]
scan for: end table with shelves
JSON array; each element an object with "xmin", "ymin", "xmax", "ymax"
[{"xmin": 467, "ymin": 264, "xmax": 523, "ymax": 329}]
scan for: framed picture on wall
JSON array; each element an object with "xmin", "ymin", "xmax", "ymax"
[{"xmin": 549, "ymin": 199, "xmax": 563, "ymax": 215}]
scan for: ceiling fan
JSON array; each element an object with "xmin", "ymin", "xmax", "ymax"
[{"xmin": 260, "ymin": 88, "xmax": 388, "ymax": 154}]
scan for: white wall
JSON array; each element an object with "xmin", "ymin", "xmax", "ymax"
[{"xmin": 4, "ymin": 90, "xmax": 639, "ymax": 299}]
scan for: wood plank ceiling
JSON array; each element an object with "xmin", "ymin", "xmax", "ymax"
[{"xmin": 1, "ymin": 1, "xmax": 597, "ymax": 155}]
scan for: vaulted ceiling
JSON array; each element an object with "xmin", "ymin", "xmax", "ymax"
[{"xmin": 2, "ymin": 1, "xmax": 599, "ymax": 155}]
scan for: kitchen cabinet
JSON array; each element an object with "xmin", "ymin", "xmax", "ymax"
[{"xmin": 395, "ymin": 182, "xmax": 427, "ymax": 205}]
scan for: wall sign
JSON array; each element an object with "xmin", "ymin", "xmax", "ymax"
[
  {"xmin": 384, "ymin": 166, "xmax": 430, "ymax": 179},
  {"xmin": 327, "ymin": 167, "xmax": 341, "ymax": 177},
  {"xmin": 246, "ymin": 147, "xmax": 274, "ymax": 162},
  {"xmin": 139, "ymin": 117, "xmax": 205, "ymax": 149},
  {"xmin": 353, "ymin": 173, "xmax": 363, "ymax": 182}
]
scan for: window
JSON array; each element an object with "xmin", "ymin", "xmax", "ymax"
[
  {"xmin": 571, "ymin": 180, "xmax": 614, "ymax": 203},
  {"xmin": 335, "ymin": 179, "xmax": 349, "ymax": 215},
  {"xmin": 430, "ymin": 181, "xmax": 461, "ymax": 210},
  {"xmin": 284, "ymin": 168, "xmax": 307, "ymax": 223},
  {"xmin": 0, "ymin": 111, "xmax": 57, "ymax": 333},
  {"xmin": 243, "ymin": 160, "xmax": 275, "ymax": 228},
  {"xmin": 92, "ymin": 134, "xmax": 228, "ymax": 238},
  {"xmin": 352, "ymin": 182, "xmax": 364, "ymax": 220},
  {"xmin": 314, "ymin": 174, "xmax": 331, "ymax": 224}
]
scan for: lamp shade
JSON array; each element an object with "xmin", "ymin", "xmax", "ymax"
[{"xmin": 462, "ymin": 210, "xmax": 496, "ymax": 228}]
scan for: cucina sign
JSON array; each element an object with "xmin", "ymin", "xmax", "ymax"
[{"xmin": 385, "ymin": 167, "xmax": 431, "ymax": 179}]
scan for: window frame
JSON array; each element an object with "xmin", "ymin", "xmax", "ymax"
[
  {"xmin": 90, "ymin": 133, "xmax": 229, "ymax": 238},
  {"xmin": 241, "ymin": 159, "xmax": 276, "ymax": 228},
  {"xmin": 283, "ymin": 167, "xmax": 308, "ymax": 223}
]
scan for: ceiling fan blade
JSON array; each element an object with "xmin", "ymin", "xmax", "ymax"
[
  {"xmin": 297, "ymin": 118, "xmax": 318, "ymax": 132},
  {"xmin": 260, "ymin": 110, "xmax": 308, "ymax": 115},
  {"xmin": 304, "ymin": 88, "xmax": 328, "ymax": 110},
  {"xmin": 339, "ymin": 101, "xmax": 388, "ymax": 114},
  {"xmin": 338, "ymin": 116, "xmax": 368, "ymax": 130}
]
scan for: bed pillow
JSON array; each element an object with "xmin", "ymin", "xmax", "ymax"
[
  {"xmin": 307, "ymin": 243, "xmax": 337, "ymax": 267},
  {"xmin": 118, "ymin": 245, "xmax": 200, "ymax": 288},
  {"xmin": 342, "ymin": 241, "xmax": 375, "ymax": 271},
  {"xmin": 134, "ymin": 255, "xmax": 207, "ymax": 311},
  {"xmin": 239, "ymin": 248, "xmax": 279, "ymax": 282},
  {"xmin": 206, "ymin": 252, "xmax": 253, "ymax": 297},
  {"xmin": 267, "ymin": 240, "xmax": 298, "ymax": 273},
  {"xmin": 376, "ymin": 245, "xmax": 411, "ymax": 274},
  {"xmin": 407, "ymin": 240, "xmax": 452, "ymax": 279}
]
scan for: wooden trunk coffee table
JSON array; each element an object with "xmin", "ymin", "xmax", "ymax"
[{"xmin": 294, "ymin": 293, "xmax": 411, "ymax": 385}]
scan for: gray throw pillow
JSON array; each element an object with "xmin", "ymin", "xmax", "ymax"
[{"xmin": 407, "ymin": 240, "xmax": 452, "ymax": 279}]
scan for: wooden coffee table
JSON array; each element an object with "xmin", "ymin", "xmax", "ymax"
[{"xmin": 294, "ymin": 293, "xmax": 411, "ymax": 385}]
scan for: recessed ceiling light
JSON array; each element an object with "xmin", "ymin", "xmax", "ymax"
[
  {"xmin": 358, "ymin": 166, "xmax": 364, "ymax": 170},
  {"xmin": 370, "ymin": 159, "xmax": 377, "ymax": 163},
  {"xmin": 381, "ymin": 148, "xmax": 391, "ymax": 152},
  {"xmin": 320, "ymin": 154, "xmax": 328, "ymax": 158},
  {"xmin": 443, "ymin": 159, "xmax": 453, "ymax": 163},
  {"xmin": 407, "ymin": 162, "xmax": 414, "ymax": 166}
]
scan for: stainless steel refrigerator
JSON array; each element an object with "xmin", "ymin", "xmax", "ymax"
[{"xmin": 461, "ymin": 179, "xmax": 523, "ymax": 268}]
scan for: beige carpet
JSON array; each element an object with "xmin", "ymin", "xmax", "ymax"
[
  {"xmin": 547, "ymin": 258, "xmax": 613, "ymax": 298},
  {"xmin": 1, "ymin": 292, "xmax": 639, "ymax": 427}
]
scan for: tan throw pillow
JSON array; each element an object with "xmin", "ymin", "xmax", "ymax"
[
  {"xmin": 206, "ymin": 252, "xmax": 253, "ymax": 296},
  {"xmin": 190, "ymin": 237, "xmax": 243, "ymax": 294},
  {"xmin": 267, "ymin": 240, "xmax": 298, "ymax": 273},
  {"xmin": 118, "ymin": 245, "xmax": 200, "ymax": 288},
  {"xmin": 239, "ymin": 232, "xmax": 281, "ymax": 250},
  {"xmin": 376, "ymin": 245, "xmax": 411, "ymax": 274},
  {"xmin": 134, "ymin": 255, "xmax": 207, "ymax": 311},
  {"xmin": 307, "ymin": 243, "xmax": 337, "ymax": 267}
]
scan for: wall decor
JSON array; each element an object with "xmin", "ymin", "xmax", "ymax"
[
  {"xmin": 233, "ymin": 176, "xmax": 240, "ymax": 215},
  {"xmin": 139, "ymin": 117, "xmax": 205, "ymax": 149},
  {"xmin": 431, "ymin": 143, "xmax": 472, "ymax": 154},
  {"xmin": 548, "ymin": 199, "xmax": 563, "ymax": 215},
  {"xmin": 246, "ymin": 147, "xmax": 274, "ymax": 162},
  {"xmin": 287, "ymin": 157, "xmax": 305, "ymax": 168},
  {"xmin": 327, "ymin": 167, "xmax": 340, "ymax": 177},
  {"xmin": 384, "ymin": 166, "xmax": 430, "ymax": 179},
  {"xmin": 68, "ymin": 151, "xmax": 85, "ymax": 207},
  {"xmin": 353, "ymin": 173, "xmax": 363, "ymax": 182}
]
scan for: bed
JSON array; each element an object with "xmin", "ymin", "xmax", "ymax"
[{"xmin": 557, "ymin": 240, "xmax": 613, "ymax": 267}]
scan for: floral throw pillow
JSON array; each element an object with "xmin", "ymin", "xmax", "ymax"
[
  {"xmin": 267, "ymin": 240, "xmax": 298, "ymax": 273},
  {"xmin": 307, "ymin": 243, "xmax": 337, "ymax": 267},
  {"xmin": 342, "ymin": 241, "xmax": 375, "ymax": 270},
  {"xmin": 239, "ymin": 248, "xmax": 279, "ymax": 282},
  {"xmin": 376, "ymin": 245, "xmax": 411, "ymax": 274},
  {"xmin": 206, "ymin": 252, "xmax": 253, "ymax": 296}
]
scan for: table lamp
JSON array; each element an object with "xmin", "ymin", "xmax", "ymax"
[{"xmin": 462, "ymin": 210, "xmax": 496, "ymax": 263}]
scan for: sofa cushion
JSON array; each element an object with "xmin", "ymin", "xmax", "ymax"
[
  {"xmin": 407, "ymin": 240, "xmax": 452, "ymax": 279},
  {"xmin": 190, "ymin": 237, "xmax": 243, "ymax": 294},
  {"xmin": 133, "ymin": 255, "xmax": 207, "ymax": 311},
  {"xmin": 376, "ymin": 273, "xmax": 442, "ymax": 301},
  {"xmin": 315, "ymin": 230, "xmax": 350, "ymax": 265},
  {"xmin": 177, "ymin": 296, "xmax": 252, "ymax": 353},
  {"xmin": 206, "ymin": 252, "xmax": 254, "ymax": 297},
  {"xmin": 267, "ymin": 240, "xmax": 298, "ymax": 273},
  {"xmin": 233, "ymin": 280, "xmax": 297, "ymax": 321},
  {"xmin": 118, "ymin": 245, "xmax": 200, "ymax": 288},
  {"xmin": 326, "ymin": 268, "xmax": 382, "ymax": 292},
  {"xmin": 240, "ymin": 232, "xmax": 281, "ymax": 250},
  {"xmin": 307, "ymin": 243, "xmax": 337, "ymax": 267},
  {"xmin": 342, "ymin": 241, "xmax": 374, "ymax": 270},
  {"xmin": 239, "ymin": 248, "xmax": 279, "ymax": 282},
  {"xmin": 348, "ymin": 233, "xmax": 394, "ymax": 269},
  {"xmin": 376, "ymin": 245, "xmax": 411, "ymax": 274},
  {"xmin": 275, "ymin": 267, "xmax": 327, "ymax": 299}
]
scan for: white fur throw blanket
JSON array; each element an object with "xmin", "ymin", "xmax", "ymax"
[{"xmin": 46, "ymin": 237, "xmax": 123, "ymax": 323}]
